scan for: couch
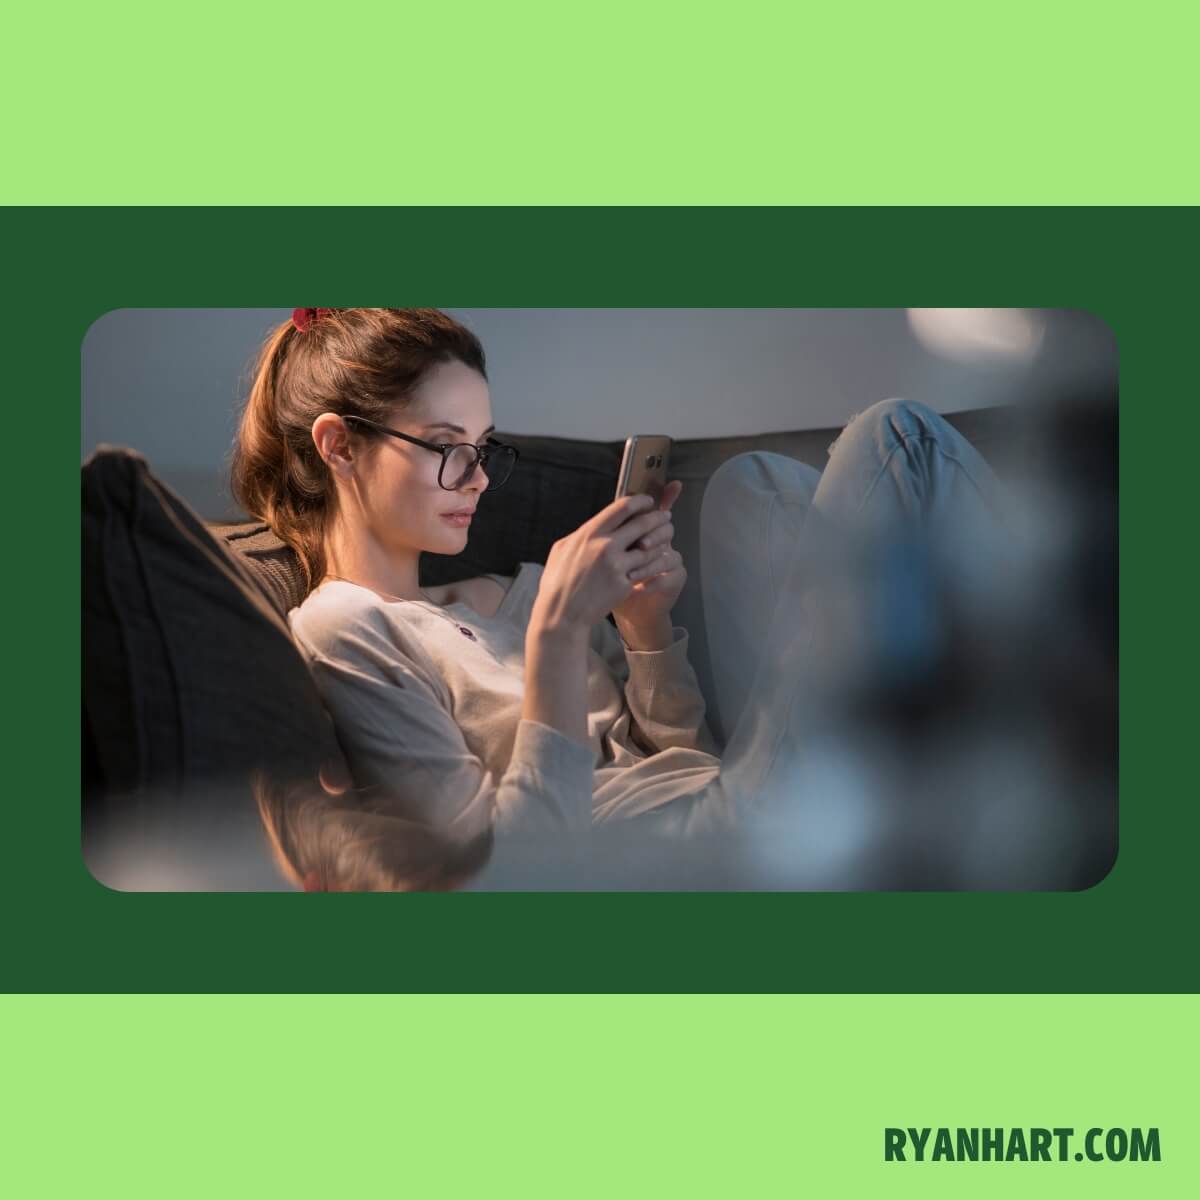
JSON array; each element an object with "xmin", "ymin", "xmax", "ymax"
[
  {"xmin": 208, "ymin": 405, "xmax": 1029, "ymax": 734},
  {"xmin": 83, "ymin": 403, "xmax": 1088, "ymax": 889}
]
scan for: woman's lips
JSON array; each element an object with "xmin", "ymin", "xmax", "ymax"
[{"xmin": 441, "ymin": 513, "xmax": 473, "ymax": 526}]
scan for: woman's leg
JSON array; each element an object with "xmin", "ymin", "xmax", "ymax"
[
  {"xmin": 710, "ymin": 397, "xmax": 1012, "ymax": 821},
  {"xmin": 699, "ymin": 451, "xmax": 823, "ymax": 747}
]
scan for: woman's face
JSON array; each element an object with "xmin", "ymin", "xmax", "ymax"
[{"xmin": 355, "ymin": 359, "xmax": 495, "ymax": 556}]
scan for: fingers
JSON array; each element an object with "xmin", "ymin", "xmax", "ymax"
[
  {"xmin": 632, "ymin": 514, "xmax": 675, "ymax": 552},
  {"xmin": 630, "ymin": 488, "xmax": 680, "ymax": 548},
  {"xmin": 629, "ymin": 562, "xmax": 685, "ymax": 595},
  {"xmin": 627, "ymin": 547, "xmax": 681, "ymax": 582},
  {"xmin": 593, "ymin": 492, "xmax": 657, "ymax": 534},
  {"xmin": 624, "ymin": 544, "xmax": 669, "ymax": 576},
  {"xmin": 592, "ymin": 481, "xmax": 682, "ymax": 536},
  {"xmin": 633, "ymin": 571, "xmax": 678, "ymax": 594},
  {"xmin": 610, "ymin": 508, "xmax": 674, "ymax": 553}
]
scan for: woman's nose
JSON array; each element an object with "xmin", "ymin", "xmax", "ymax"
[{"xmin": 464, "ymin": 457, "xmax": 490, "ymax": 493}]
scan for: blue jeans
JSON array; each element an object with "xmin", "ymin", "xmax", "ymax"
[{"xmin": 694, "ymin": 397, "xmax": 1013, "ymax": 830}]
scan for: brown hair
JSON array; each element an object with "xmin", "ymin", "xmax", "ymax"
[
  {"xmin": 230, "ymin": 308, "xmax": 488, "ymax": 594},
  {"xmin": 254, "ymin": 768, "xmax": 493, "ymax": 892}
]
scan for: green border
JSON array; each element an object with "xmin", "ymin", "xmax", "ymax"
[
  {"xmin": 25, "ymin": 205, "xmax": 1187, "ymax": 992},
  {"xmin": 2, "ymin": 995, "xmax": 1194, "ymax": 1196},
  {"xmin": 3, "ymin": 4, "xmax": 1199, "ymax": 205}
]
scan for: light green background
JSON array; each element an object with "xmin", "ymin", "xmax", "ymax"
[
  {"xmin": 3, "ymin": 995, "xmax": 1193, "ymax": 1196},
  {"xmin": 5, "ymin": 3, "xmax": 1198, "ymax": 204}
]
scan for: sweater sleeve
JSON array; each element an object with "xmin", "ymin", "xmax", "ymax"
[
  {"xmin": 295, "ymin": 608, "xmax": 595, "ymax": 839},
  {"xmin": 590, "ymin": 616, "xmax": 721, "ymax": 757}
]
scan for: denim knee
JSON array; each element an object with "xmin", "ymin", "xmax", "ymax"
[
  {"xmin": 708, "ymin": 450, "xmax": 779, "ymax": 498},
  {"xmin": 828, "ymin": 397, "xmax": 944, "ymax": 458},
  {"xmin": 704, "ymin": 450, "xmax": 819, "ymax": 514}
]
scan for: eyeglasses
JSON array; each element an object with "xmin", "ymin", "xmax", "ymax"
[{"xmin": 343, "ymin": 415, "xmax": 520, "ymax": 491}]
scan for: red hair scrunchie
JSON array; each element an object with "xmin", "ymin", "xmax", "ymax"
[{"xmin": 292, "ymin": 307, "xmax": 334, "ymax": 333}]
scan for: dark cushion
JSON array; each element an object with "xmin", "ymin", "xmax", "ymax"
[{"xmin": 83, "ymin": 446, "xmax": 343, "ymax": 815}]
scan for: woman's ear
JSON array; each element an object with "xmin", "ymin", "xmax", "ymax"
[
  {"xmin": 312, "ymin": 413, "xmax": 354, "ymax": 475},
  {"xmin": 319, "ymin": 756, "xmax": 352, "ymax": 795}
]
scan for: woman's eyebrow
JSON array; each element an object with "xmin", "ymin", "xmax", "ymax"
[{"xmin": 422, "ymin": 422, "xmax": 496, "ymax": 436}]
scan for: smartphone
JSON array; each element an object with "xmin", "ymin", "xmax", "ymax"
[{"xmin": 615, "ymin": 435, "xmax": 672, "ymax": 506}]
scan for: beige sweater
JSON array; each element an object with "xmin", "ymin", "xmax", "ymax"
[{"xmin": 287, "ymin": 562, "xmax": 731, "ymax": 841}]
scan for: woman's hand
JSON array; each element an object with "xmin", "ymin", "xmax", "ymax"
[
  {"xmin": 611, "ymin": 481, "xmax": 686, "ymax": 648},
  {"xmin": 531, "ymin": 490, "xmax": 678, "ymax": 638}
]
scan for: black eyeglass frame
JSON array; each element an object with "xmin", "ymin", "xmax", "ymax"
[{"xmin": 342, "ymin": 415, "xmax": 520, "ymax": 491}]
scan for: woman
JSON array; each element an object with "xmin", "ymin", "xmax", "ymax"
[{"xmin": 233, "ymin": 307, "xmax": 1009, "ymax": 888}]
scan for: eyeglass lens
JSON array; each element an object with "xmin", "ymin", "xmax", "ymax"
[{"xmin": 442, "ymin": 443, "xmax": 516, "ymax": 489}]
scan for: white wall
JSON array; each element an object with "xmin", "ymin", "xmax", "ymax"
[{"xmin": 81, "ymin": 307, "xmax": 1115, "ymax": 520}]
